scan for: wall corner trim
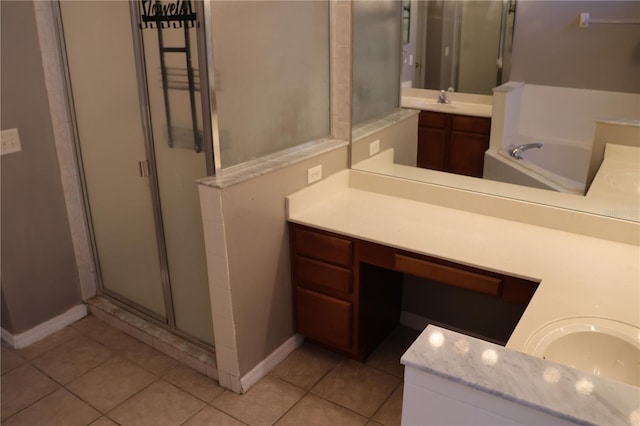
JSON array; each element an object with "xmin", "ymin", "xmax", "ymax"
[
  {"xmin": 239, "ymin": 333, "xmax": 304, "ymax": 393},
  {"xmin": 1, "ymin": 304, "xmax": 87, "ymax": 349}
]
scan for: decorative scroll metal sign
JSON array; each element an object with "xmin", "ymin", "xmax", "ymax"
[{"xmin": 139, "ymin": 0, "xmax": 197, "ymax": 29}]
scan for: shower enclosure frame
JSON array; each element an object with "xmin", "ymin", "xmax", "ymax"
[{"xmin": 53, "ymin": 0, "xmax": 219, "ymax": 348}]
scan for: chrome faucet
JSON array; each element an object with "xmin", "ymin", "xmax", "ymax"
[
  {"xmin": 508, "ymin": 143, "xmax": 543, "ymax": 159},
  {"xmin": 437, "ymin": 90, "xmax": 451, "ymax": 104}
]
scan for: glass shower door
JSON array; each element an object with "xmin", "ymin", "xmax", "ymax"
[
  {"xmin": 138, "ymin": 1, "xmax": 214, "ymax": 345},
  {"xmin": 60, "ymin": 1, "xmax": 167, "ymax": 319},
  {"xmin": 60, "ymin": 0, "xmax": 214, "ymax": 346}
]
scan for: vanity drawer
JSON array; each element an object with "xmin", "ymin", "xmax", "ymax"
[
  {"xmin": 295, "ymin": 287, "xmax": 352, "ymax": 349},
  {"xmin": 294, "ymin": 227, "xmax": 353, "ymax": 267},
  {"xmin": 501, "ymin": 276, "xmax": 539, "ymax": 305},
  {"xmin": 419, "ymin": 111, "xmax": 447, "ymax": 128},
  {"xmin": 394, "ymin": 254, "xmax": 502, "ymax": 296},
  {"xmin": 451, "ymin": 115, "xmax": 491, "ymax": 134},
  {"xmin": 295, "ymin": 256, "xmax": 352, "ymax": 295}
]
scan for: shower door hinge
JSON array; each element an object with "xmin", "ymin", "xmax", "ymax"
[{"xmin": 138, "ymin": 160, "xmax": 150, "ymax": 177}]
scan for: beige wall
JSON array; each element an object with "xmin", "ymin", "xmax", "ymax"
[
  {"xmin": 351, "ymin": 113, "xmax": 419, "ymax": 167},
  {"xmin": 199, "ymin": 146, "xmax": 350, "ymax": 391},
  {"xmin": 511, "ymin": 1, "xmax": 640, "ymax": 93},
  {"xmin": 1, "ymin": 1, "xmax": 81, "ymax": 334}
]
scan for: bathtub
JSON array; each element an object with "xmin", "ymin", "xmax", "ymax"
[{"xmin": 483, "ymin": 138, "xmax": 592, "ymax": 195}]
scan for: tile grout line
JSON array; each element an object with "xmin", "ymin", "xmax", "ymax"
[
  {"xmin": 269, "ymin": 356, "xmax": 386, "ymax": 425},
  {"xmin": 369, "ymin": 381, "xmax": 403, "ymax": 425}
]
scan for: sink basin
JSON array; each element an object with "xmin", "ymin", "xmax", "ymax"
[
  {"xmin": 543, "ymin": 331, "xmax": 639, "ymax": 386},
  {"xmin": 524, "ymin": 317, "xmax": 640, "ymax": 387}
]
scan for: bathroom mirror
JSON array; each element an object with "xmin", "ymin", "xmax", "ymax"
[
  {"xmin": 402, "ymin": 0, "xmax": 515, "ymax": 95},
  {"xmin": 351, "ymin": 0, "xmax": 640, "ymax": 223}
]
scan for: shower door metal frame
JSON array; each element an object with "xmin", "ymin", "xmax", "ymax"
[
  {"xmin": 53, "ymin": 0, "xmax": 218, "ymax": 346},
  {"xmin": 128, "ymin": 0, "xmax": 176, "ymax": 327}
]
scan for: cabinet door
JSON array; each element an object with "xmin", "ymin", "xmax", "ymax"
[
  {"xmin": 417, "ymin": 127, "xmax": 447, "ymax": 171},
  {"xmin": 295, "ymin": 287, "xmax": 352, "ymax": 349},
  {"xmin": 448, "ymin": 131, "xmax": 490, "ymax": 177}
]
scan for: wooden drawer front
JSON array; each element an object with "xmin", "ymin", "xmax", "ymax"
[
  {"xmin": 419, "ymin": 111, "xmax": 447, "ymax": 128},
  {"xmin": 295, "ymin": 256, "xmax": 352, "ymax": 295},
  {"xmin": 295, "ymin": 228, "xmax": 352, "ymax": 267},
  {"xmin": 501, "ymin": 277, "xmax": 539, "ymax": 305},
  {"xmin": 395, "ymin": 254, "xmax": 502, "ymax": 296},
  {"xmin": 451, "ymin": 115, "xmax": 491, "ymax": 134},
  {"xmin": 359, "ymin": 240, "xmax": 396, "ymax": 270},
  {"xmin": 295, "ymin": 287, "xmax": 352, "ymax": 348}
]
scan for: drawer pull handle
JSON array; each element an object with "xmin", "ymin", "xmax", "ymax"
[{"xmin": 395, "ymin": 254, "xmax": 501, "ymax": 296}]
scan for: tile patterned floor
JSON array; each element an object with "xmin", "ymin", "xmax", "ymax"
[{"xmin": 1, "ymin": 315, "xmax": 419, "ymax": 426}]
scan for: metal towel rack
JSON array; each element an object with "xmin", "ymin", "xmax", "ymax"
[
  {"xmin": 590, "ymin": 19, "xmax": 640, "ymax": 24},
  {"xmin": 579, "ymin": 12, "xmax": 640, "ymax": 27},
  {"xmin": 140, "ymin": 0, "xmax": 201, "ymax": 153}
]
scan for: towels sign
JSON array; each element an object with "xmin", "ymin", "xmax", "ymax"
[{"xmin": 139, "ymin": 0, "xmax": 197, "ymax": 29}]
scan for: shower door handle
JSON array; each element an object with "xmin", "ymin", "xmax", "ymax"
[{"xmin": 138, "ymin": 160, "xmax": 150, "ymax": 177}]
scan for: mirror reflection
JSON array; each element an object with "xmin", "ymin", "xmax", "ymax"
[
  {"xmin": 351, "ymin": 0, "xmax": 640, "ymax": 223},
  {"xmin": 402, "ymin": 0, "xmax": 515, "ymax": 95}
]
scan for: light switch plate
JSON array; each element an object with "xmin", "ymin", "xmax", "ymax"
[
  {"xmin": 307, "ymin": 165, "xmax": 322, "ymax": 184},
  {"xmin": 579, "ymin": 12, "xmax": 590, "ymax": 28},
  {"xmin": 1, "ymin": 128, "xmax": 21, "ymax": 156}
]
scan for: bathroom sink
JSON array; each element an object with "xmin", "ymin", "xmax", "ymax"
[
  {"xmin": 543, "ymin": 331, "xmax": 639, "ymax": 386},
  {"xmin": 525, "ymin": 317, "xmax": 640, "ymax": 387}
]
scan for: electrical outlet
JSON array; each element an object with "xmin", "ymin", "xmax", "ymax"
[
  {"xmin": 307, "ymin": 165, "xmax": 322, "ymax": 184},
  {"xmin": 1, "ymin": 128, "xmax": 21, "ymax": 156},
  {"xmin": 370, "ymin": 139, "xmax": 380, "ymax": 156}
]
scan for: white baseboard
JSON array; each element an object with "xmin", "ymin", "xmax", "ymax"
[
  {"xmin": 1, "ymin": 304, "xmax": 87, "ymax": 349},
  {"xmin": 240, "ymin": 333, "xmax": 304, "ymax": 393}
]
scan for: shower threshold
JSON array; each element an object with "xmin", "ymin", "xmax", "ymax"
[{"xmin": 87, "ymin": 296, "xmax": 218, "ymax": 380}]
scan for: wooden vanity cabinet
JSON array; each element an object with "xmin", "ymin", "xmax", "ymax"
[
  {"xmin": 290, "ymin": 224, "xmax": 402, "ymax": 360},
  {"xmin": 289, "ymin": 223, "xmax": 539, "ymax": 360},
  {"xmin": 417, "ymin": 111, "xmax": 491, "ymax": 178},
  {"xmin": 291, "ymin": 226, "xmax": 354, "ymax": 352}
]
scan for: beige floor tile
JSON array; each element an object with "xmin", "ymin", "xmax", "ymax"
[
  {"xmin": 163, "ymin": 364, "xmax": 225, "ymax": 402},
  {"xmin": 1, "ymin": 347, "xmax": 25, "ymax": 375},
  {"xmin": 270, "ymin": 342, "xmax": 342, "ymax": 390},
  {"xmin": 275, "ymin": 394, "xmax": 367, "ymax": 426},
  {"xmin": 182, "ymin": 405, "xmax": 247, "ymax": 426},
  {"xmin": 311, "ymin": 360, "xmax": 400, "ymax": 417},
  {"xmin": 2, "ymin": 388, "xmax": 99, "ymax": 426},
  {"xmin": 17, "ymin": 326, "xmax": 80, "ymax": 360},
  {"xmin": 89, "ymin": 417, "xmax": 120, "ymax": 426},
  {"xmin": 366, "ymin": 327, "xmax": 420, "ymax": 378},
  {"xmin": 67, "ymin": 357, "xmax": 156, "ymax": 412},
  {"xmin": 372, "ymin": 385, "xmax": 403, "ymax": 426},
  {"xmin": 73, "ymin": 316, "xmax": 135, "ymax": 351},
  {"xmin": 71, "ymin": 315, "xmax": 106, "ymax": 335},
  {"xmin": 0, "ymin": 364, "xmax": 59, "ymax": 420},
  {"xmin": 118, "ymin": 337, "xmax": 178, "ymax": 376},
  {"xmin": 108, "ymin": 380, "xmax": 204, "ymax": 426},
  {"xmin": 212, "ymin": 376, "xmax": 304, "ymax": 426},
  {"xmin": 32, "ymin": 335, "xmax": 112, "ymax": 384}
]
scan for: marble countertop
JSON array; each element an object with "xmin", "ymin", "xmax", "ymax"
[
  {"xmin": 401, "ymin": 88, "xmax": 492, "ymax": 117},
  {"xmin": 286, "ymin": 169, "xmax": 639, "ymax": 425},
  {"xmin": 402, "ymin": 325, "xmax": 640, "ymax": 426}
]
